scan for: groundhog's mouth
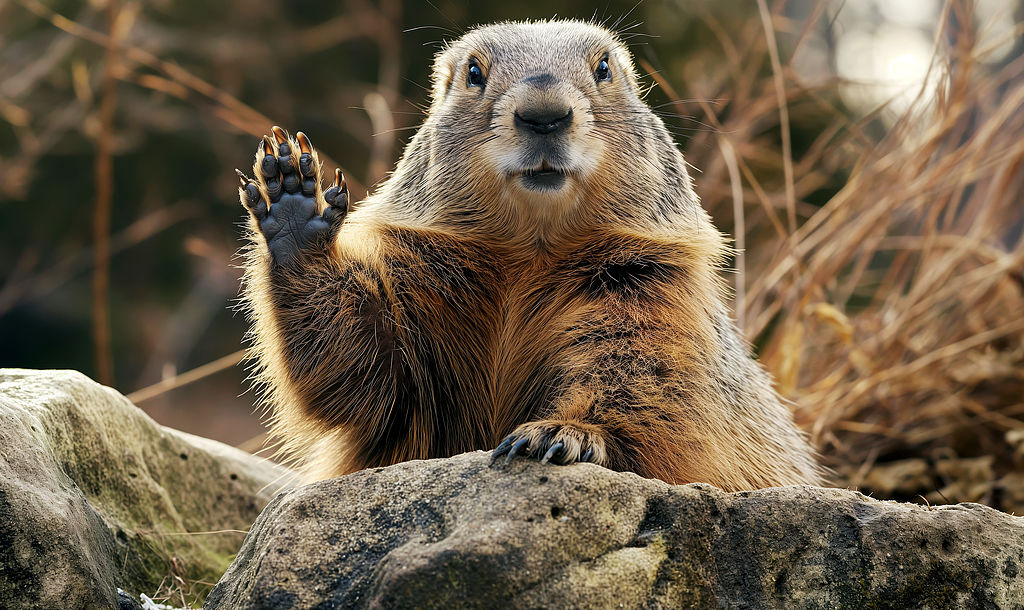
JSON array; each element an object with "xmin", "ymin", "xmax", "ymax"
[{"xmin": 516, "ymin": 162, "xmax": 568, "ymax": 191}]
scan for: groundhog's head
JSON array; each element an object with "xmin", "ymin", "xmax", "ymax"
[{"xmin": 418, "ymin": 19, "xmax": 691, "ymax": 232}]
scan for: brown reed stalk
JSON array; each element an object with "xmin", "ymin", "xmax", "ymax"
[{"xmin": 91, "ymin": 0, "xmax": 122, "ymax": 386}]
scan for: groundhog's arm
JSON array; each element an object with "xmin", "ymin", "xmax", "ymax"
[{"xmin": 238, "ymin": 129, "xmax": 499, "ymax": 475}]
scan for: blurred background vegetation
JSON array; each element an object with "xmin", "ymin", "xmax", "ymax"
[{"xmin": 1, "ymin": 0, "xmax": 1022, "ymax": 512}]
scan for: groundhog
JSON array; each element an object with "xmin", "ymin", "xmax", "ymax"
[{"xmin": 235, "ymin": 19, "xmax": 823, "ymax": 490}]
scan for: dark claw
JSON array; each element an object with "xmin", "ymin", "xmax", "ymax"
[
  {"xmin": 581, "ymin": 449, "xmax": 594, "ymax": 463},
  {"xmin": 541, "ymin": 442, "xmax": 564, "ymax": 465},
  {"xmin": 324, "ymin": 184, "xmax": 348, "ymax": 214},
  {"xmin": 325, "ymin": 169, "xmax": 349, "ymax": 207},
  {"xmin": 272, "ymin": 128, "xmax": 292, "ymax": 159},
  {"xmin": 333, "ymin": 168, "xmax": 346, "ymax": 192},
  {"xmin": 491, "ymin": 436, "xmax": 515, "ymax": 463},
  {"xmin": 505, "ymin": 438, "xmax": 530, "ymax": 464},
  {"xmin": 235, "ymin": 168, "xmax": 249, "ymax": 185},
  {"xmin": 296, "ymin": 132, "xmax": 315, "ymax": 177},
  {"xmin": 296, "ymin": 131, "xmax": 313, "ymax": 154}
]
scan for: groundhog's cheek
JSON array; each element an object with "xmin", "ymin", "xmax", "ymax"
[
  {"xmin": 479, "ymin": 135, "xmax": 528, "ymax": 177},
  {"xmin": 563, "ymin": 129, "xmax": 605, "ymax": 178},
  {"xmin": 478, "ymin": 94, "xmax": 520, "ymax": 173},
  {"xmin": 431, "ymin": 117, "xmax": 492, "ymax": 161}
]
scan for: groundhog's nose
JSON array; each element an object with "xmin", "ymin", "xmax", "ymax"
[{"xmin": 514, "ymin": 106, "xmax": 574, "ymax": 136}]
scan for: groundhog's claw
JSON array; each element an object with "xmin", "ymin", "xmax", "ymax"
[
  {"xmin": 322, "ymin": 168, "xmax": 349, "ymax": 226},
  {"xmin": 541, "ymin": 441, "xmax": 564, "ymax": 464},
  {"xmin": 237, "ymin": 169, "xmax": 267, "ymax": 220},
  {"xmin": 296, "ymin": 132, "xmax": 318, "ymax": 196},
  {"xmin": 240, "ymin": 127, "xmax": 348, "ymax": 267},
  {"xmin": 491, "ymin": 421, "xmax": 607, "ymax": 468},
  {"xmin": 505, "ymin": 438, "xmax": 531, "ymax": 464},
  {"xmin": 491, "ymin": 435, "xmax": 514, "ymax": 458}
]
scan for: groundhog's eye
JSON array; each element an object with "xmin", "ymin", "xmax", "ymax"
[
  {"xmin": 595, "ymin": 58, "xmax": 611, "ymax": 82},
  {"xmin": 467, "ymin": 61, "xmax": 486, "ymax": 88}
]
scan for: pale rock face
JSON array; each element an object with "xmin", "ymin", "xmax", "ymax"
[
  {"xmin": 208, "ymin": 451, "xmax": 1024, "ymax": 609},
  {"xmin": 0, "ymin": 369, "xmax": 291, "ymax": 609}
]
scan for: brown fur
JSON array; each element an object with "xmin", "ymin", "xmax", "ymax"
[{"xmin": 238, "ymin": 20, "xmax": 823, "ymax": 489}]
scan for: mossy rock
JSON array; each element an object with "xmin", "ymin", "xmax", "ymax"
[
  {"xmin": 208, "ymin": 452, "xmax": 1024, "ymax": 608},
  {"xmin": 0, "ymin": 369, "xmax": 291, "ymax": 609}
]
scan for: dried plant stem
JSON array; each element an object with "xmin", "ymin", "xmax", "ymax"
[
  {"xmin": 91, "ymin": 0, "xmax": 120, "ymax": 386},
  {"xmin": 13, "ymin": 0, "xmax": 364, "ymax": 195},
  {"xmin": 126, "ymin": 349, "xmax": 246, "ymax": 404},
  {"xmin": 641, "ymin": 52, "xmax": 790, "ymax": 242},
  {"xmin": 367, "ymin": 0, "xmax": 402, "ymax": 184},
  {"xmin": 719, "ymin": 136, "xmax": 746, "ymax": 327},
  {"xmin": 756, "ymin": 0, "xmax": 797, "ymax": 234}
]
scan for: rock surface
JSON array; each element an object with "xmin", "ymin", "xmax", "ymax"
[
  {"xmin": 208, "ymin": 451, "xmax": 1024, "ymax": 609},
  {"xmin": 0, "ymin": 369, "xmax": 291, "ymax": 609}
]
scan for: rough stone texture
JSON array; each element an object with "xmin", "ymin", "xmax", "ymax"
[
  {"xmin": 208, "ymin": 452, "xmax": 1024, "ymax": 609},
  {"xmin": 0, "ymin": 369, "xmax": 292, "ymax": 609}
]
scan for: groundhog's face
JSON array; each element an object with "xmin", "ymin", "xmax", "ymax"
[{"xmin": 428, "ymin": 20, "xmax": 655, "ymax": 215}]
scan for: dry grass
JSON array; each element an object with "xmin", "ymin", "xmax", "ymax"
[{"xmin": 672, "ymin": 1, "xmax": 1024, "ymax": 512}]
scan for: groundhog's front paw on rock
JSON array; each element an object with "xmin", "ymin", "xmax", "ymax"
[
  {"xmin": 237, "ymin": 126, "xmax": 348, "ymax": 267},
  {"xmin": 491, "ymin": 421, "xmax": 607, "ymax": 467}
]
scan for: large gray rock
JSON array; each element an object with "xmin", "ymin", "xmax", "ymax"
[
  {"xmin": 0, "ymin": 369, "xmax": 292, "ymax": 609},
  {"xmin": 208, "ymin": 452, "xmax": 1024, "ymax": 609}
]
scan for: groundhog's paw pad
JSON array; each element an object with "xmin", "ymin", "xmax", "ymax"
[
  {"xmin": 491, "ymin": 421, "xmax": 607, "ymax": 467},
  {"xmin": 237, "ymin": 126, "xmax": 348, "ymax": 267}
]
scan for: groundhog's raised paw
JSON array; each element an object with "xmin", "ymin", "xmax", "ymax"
[
  {"xmin": 491, "ymin": 421, "xmax": 608, "ymax": 467},
  {"xmin": 237, "ymin": 126, "xmax": 348, "ymax": 267}
]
